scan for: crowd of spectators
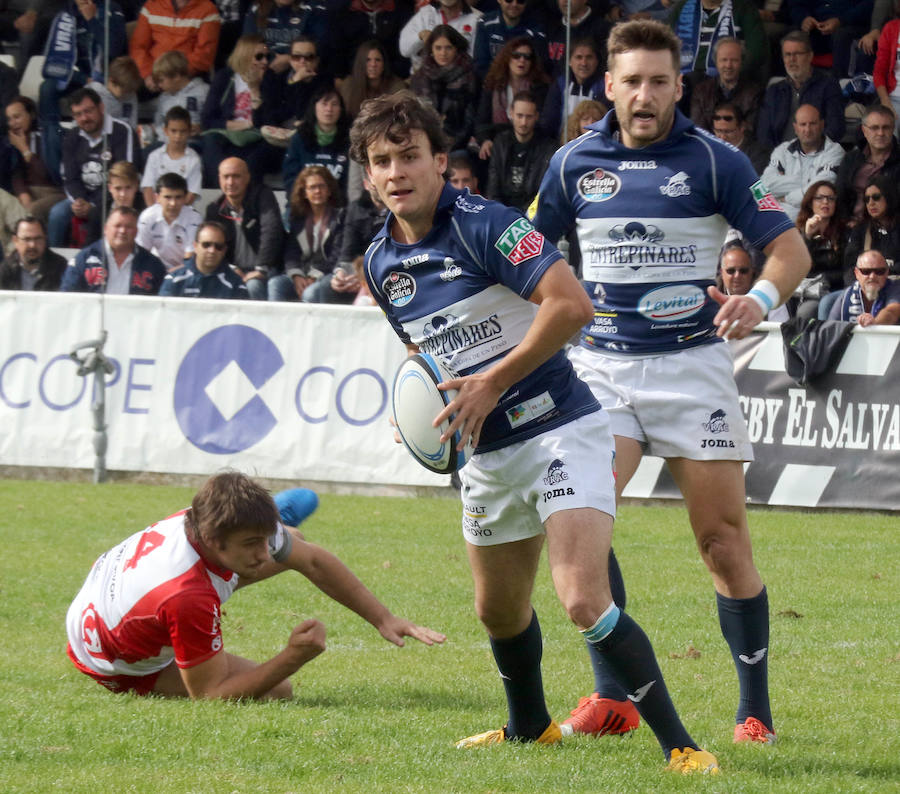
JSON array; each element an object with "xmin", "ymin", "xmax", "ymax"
[{"xmin": 0, "ymin": 0, "xmax": 897, "ymax": 324}]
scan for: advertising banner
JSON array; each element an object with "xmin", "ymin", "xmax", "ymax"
[
  {"xmin": 0, "ymin": 292, "xmax": 448, "ymax": 487},
  {"xmin": 621, "ymin": 325, "xmax": 900, "ymax": 509}
]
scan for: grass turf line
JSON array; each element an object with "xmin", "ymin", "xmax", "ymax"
[{"xmin": 0, "ymin": 481, "xmax": 897, "ymax": 793}]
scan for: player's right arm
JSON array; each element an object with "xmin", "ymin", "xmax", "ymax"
[
  {"xmin": 437, "ymin": 257, "xmax": 592, "ymax": 449},
  {"xmin": 178, "ymin": 619, "xmax": 326, "ymax": 700}
]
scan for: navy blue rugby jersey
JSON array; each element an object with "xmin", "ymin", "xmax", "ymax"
[
  {"xmin": 534, "ymin": 109, "xmax": 794, "ymax": 355},
  {"xmin": 364, "ymin": 183, "xmax": 599, "ymax": 453}
]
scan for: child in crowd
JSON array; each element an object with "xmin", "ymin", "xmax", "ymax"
[
  {"xmin": 141, "ymin": 107, "xmax": 203, "ymax": 207},
  {"xmin": 150, "ymin": 52, "xmax": 208, "ymax": 145},
  {"xmin": 108, "ymin": 161, "xmax": 145, "ymax": 214},
  {"xmin": 137, "ymin": 172, "xmax": 203, "ymax": 272},
  {"xmin": 86, "ymin": 56, "xmax": 143, "ymax": 131},
  {"xmin": 77, "ymin": 160, "xmax": 145, "ymax": 246}
]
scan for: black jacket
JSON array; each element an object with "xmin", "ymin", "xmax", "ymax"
[
  {"xmin": 834, "ymin": 138, "xmax": 900, "ymax": 220},
  {"xmin": 756, "ymin": 71, "xmax": 845, "ymax": 150},
  {"xmin": 337, "ymin": 191, "xmax": 388, "ymax": 267},
  {"xmin": 0, "ymin": 249, "xmax": 68, "ymax": 291},
  {"xmin": 486, "ymin": 129, "xmax": 556, "ymax": 212},
  {"xmin": 205, "ymin": 182, "xmax": 285, "ymax": 276},
  {"xmin": 61, "ymin": 114, "xmax": 141, "ymax": 205},
  {"xmin": 200, "ymin": 67, "xmax": 282, "ymax": 130}
]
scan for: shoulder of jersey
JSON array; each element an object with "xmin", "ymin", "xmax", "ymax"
[
  {"xmin": 690, "ymin": 125, "xmax": 742, "ymax": 156},
  {"xmin": 452, "ymin": 191, "xmax": 491, "ymax": 216}
]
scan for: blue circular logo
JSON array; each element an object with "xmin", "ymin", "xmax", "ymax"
[{"xmin": 173, "ymin": 325, "xmax": 283, "ymax": 454}]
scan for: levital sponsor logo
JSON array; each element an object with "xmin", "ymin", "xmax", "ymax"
[{"xmin": 637, "ymin": 284, "xmax": 705, "ymax": 322}]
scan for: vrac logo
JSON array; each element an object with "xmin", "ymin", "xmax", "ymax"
[
  {"xmin": 659, "ymin": 171, "xmax": 691, "ymax": 197},
  {"xmin": 173, "ymin": 325, "xmax": 284, "ymax": 454}
]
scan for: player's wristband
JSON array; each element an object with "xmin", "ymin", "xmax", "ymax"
[{"xmin": 747, "ymin": 280, "xmax": 780, "ymax": 318}]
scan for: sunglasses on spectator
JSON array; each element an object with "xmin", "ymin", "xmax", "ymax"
[
  {"xmin": 198, "ymin": 241, "xmax": 226, "ymax": 250},
  {"xmin": 291, "ymin": 52, "xmax": 317, "ymax": 61},
  {"xmin": 813, "ymin": 194, "xmax": 835, "ymax": 202},
  {"xmin": 724, "ymin": 267, "xmax": 751, "ymax": 275},
  {"xmin": 502, "ymin": 0, "xmax": 527, "ymax": 5},
  {"xmin": 511, "ymin": 51, "xmax": 534, "ymax": 60},
  {"xmin": 865, "ymin": 193, "xmax": 884, "ymax": 202},
  {"xmin": 857, "ymin": 267, "xmax": 888, "ymax": 276},
  {"xmin": 253, "ymin": 52, "xmax": 268, "ymax": 61},
  {"xmin": 712, "ymin": 114, "xmax": 735, "ymax": 122}
]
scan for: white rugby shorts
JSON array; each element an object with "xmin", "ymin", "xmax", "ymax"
[
  {"xmin": 458, "ymin": 412, "xmax": 616, "ymax": 547},
  {"xmin": 569, "ymin": 342, "xmax": 753, "ymax": 461}
]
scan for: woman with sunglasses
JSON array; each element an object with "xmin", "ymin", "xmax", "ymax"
[
  {"xmin": 472, "ymin": 0, "xmax": 546, "ymax": 79},
  {"xmin": 843, "ymin": 174, "xmax": 900, "ymax": 284},
  {"xmin": 339, "ymin": 40, "xmax": 406, "ymax": 119},
  {"xmin": 474, "ymin": 36, "xmax": 549, "ymax": 160},
  {"xmin": 409, "ymin": 25, "xmax": 479, "ymax": 153},
  {"xmin": 243, "ymin": 0, "xmax": 318, "ymax": 74},
  {"xmin": 200, "ymin": 34, "xmax": 283, "ymax": 187}
]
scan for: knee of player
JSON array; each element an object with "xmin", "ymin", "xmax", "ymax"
[
  {"xmin": 563, "ymin": 595, "xmax": 609, "ymax": 631},
  {"xmin": 473, "ymin": 600, "xmax": 523, "ymax": 637},
  {"xmin": 696, "ymin": 528, "xmax": 748, "ymax": 571}
]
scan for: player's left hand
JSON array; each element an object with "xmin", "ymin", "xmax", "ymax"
[
  {"xmin": 708, "ymin": 285, "xmax": 765, "ymax": 340},
  {"xmin": 377, "ymin": 615, "xmax": 446, "ymax": 647},
  {"xmin": 435, "ymin": 371, "xmax": 505, "ymax": 451}
]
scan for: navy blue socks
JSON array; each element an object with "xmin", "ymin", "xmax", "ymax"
[
  {"xmin": 717, "ymin": 586, "xmax": 773, "ymax": 728},
  {"xmin": 489, "ymin": 609, "xmax": 551, "ymax": 740}
]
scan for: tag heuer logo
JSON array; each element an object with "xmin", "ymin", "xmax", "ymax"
[
  {"xmin": 750, "ymin": 180, "xmax": 782, "ymax": 211},
  {"xmin": 495, "ymin": 218, "xmax": 545, "ymax": 265}
]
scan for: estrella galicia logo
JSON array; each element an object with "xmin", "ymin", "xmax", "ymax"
[
  {"xmin": 702, "ymin": 409, "xmax": 729, "ymax": 434},
  {"xmin": 577, "ymin": 168, "xmax": 621, "ymax": 202},
  {"xmin": 173, "ymin": 325, "xmax": 283, "ymax": 454},
  {"xmin": 543, "ymin": 458, "xmax": 569, "ymax": 486},
  {"xmin": 609, "ymin": 222, "xmax": 665, "ymax": 244},
  {"xmin": 384, "ymin": 271, "xmax": 416, "ymax": 307}
]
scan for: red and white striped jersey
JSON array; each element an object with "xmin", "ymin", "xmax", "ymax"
[{"xmin": 66, "ymin": 511, "xmax": 239, "ymax": 678}]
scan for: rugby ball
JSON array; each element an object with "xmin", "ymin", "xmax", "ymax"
[{"xmin": 392, "ymin": 353, "xmax": 473, "ymax": 474}]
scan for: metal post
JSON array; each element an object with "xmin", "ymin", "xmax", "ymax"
[{"xmin": 70, "ymin": 332, "xmax": 115, "ymax": 483}]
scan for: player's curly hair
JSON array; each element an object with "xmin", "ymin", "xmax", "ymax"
[
  {"xmin": 349, "ymin": 90, "xmax": 449, "ymax": 165},
  {"xmin": 186, "ymin": 471, "xmax": 278, "ymax": 546},
  {"xmin": 607, "ymin": 19, "xmax": 681, "ymax": 73}
]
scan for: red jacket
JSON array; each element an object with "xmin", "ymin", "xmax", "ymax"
[
  {"xmin": 129, "ymin": 0, "xmax": 221, "ymax": 78},
  {"xmin": 874, "ymin": 19, "xmax": 900, "ymax": 94}
]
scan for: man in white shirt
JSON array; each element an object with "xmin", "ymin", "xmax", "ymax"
[
  {"xmin": 761, "ymin": 104, "xmax": 844, "ymax": 220},
  {"xmin": 137, "ymin": 173, "xmax": 203, "ymax": 272}
]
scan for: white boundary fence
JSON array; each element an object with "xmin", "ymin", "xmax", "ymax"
[{"xmin": 2, "ymin": 297, "xmax": 899, "ymax": 508}]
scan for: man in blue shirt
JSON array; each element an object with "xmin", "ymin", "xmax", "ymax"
[
  {"xmin": 160, "ymin": 221, "xmax": 249, "ymax": 299},
  {"xmin": 828, "ymin": 250, "xmax": 900, "ymax": 325},
  {"xmin": 535, "ymin": 19, "xmax": 810, "ymax": 749},
  {"xmin": 351, "ymin": 90, "xmax": 718, "ymax": 774}
]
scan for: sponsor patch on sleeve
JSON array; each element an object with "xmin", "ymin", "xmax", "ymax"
[
  {"xmin": 749, "ymin": 180, "xmax": 783, "ymax": 212},
  {"xmin": 494, "ymin": 217, "xmax": 545, "ymax": 265}
]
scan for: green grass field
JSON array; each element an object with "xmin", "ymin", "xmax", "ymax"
[{"xmin": 1, "ymin": 480, "xmax": 897, "ymax": 793}]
